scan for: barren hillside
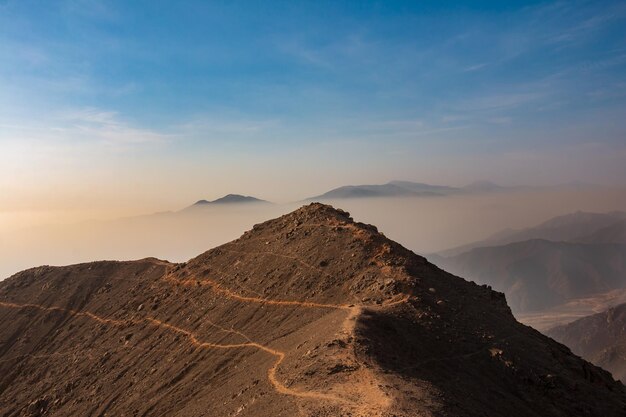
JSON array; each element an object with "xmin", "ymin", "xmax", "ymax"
[{"xmin": 0, "ymin": 204, "xmax": 624, "ymax": 416}]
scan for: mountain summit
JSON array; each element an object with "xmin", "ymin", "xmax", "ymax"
[
  {"xmin": 0, "ymin": 203, "xmax": 624, "ymax": 416},
  {"xmin": 190, "ymin": 194, "xmax": 268, "ymax": 207}
]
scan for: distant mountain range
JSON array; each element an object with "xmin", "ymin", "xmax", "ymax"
[
  {"xmin": 438, "ymin": 211, "xmax": 626, "ymax": 257},
  {"xmin": 306, "ymin": 180, "xmax": 596, "ymax": 200},
  {"xmin": 306, "ymin": 180, "xmax": 484, "ymax": 200},
  {"xmin": 433, "ymin": 239, "xmax": 626, "ymax": 313},
  {"xmin": 175, "ymin": 180, "xmax": 598, "ymax": 208},
  {"xmin": 186, "ymin": 194, "xmax": 269, "ymax": 209},
  {"xmin": 547, "ymin": 302, "xmax": 626, "ymax": 383},
  {"xmin": 431, "ymin": 211, "xmax": 626, "ymax": 315}
]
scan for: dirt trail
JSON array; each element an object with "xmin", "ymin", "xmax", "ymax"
[
  {"xmin": 0, "ymin": 301, "xmax": 126, "ymax": 325},
  {"xmin": 0, "ymin": 241, "xmax": 410, "ymax": 414},
  {"xmin": 0, "ymin": 301, "xmax": 348, "ymax": 404},
  {"xmin": 164, "ymin": 272, "xmax": 350, "ymax": 309},
  {"xmin": 4, "ymin": 204, "xmax": 625, "ymax": 417},
  {"xmin": 222, "ymin": 248, "xmax": 337, "ymax": 280},
  {"xmin": 0, "ymin": 259, "xmax": 407, "ymax": 414}
]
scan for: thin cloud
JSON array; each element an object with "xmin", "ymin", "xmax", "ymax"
[
  {"xmin": 0, "ymin": 108, "xmax": 169, "ymax": 148},
  {"xmin": 463, "ymin": 63, "xmax": 489, "ymax": 72},
  {"xmin": 454, "ymin": 92, "xmax": 545, "ymax": 112},
  {"xmin": 486, "ymin": 117, "xmax": 513, "ymax": 125}
]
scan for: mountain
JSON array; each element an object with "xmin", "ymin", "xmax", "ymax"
[
  {"xmin": 307, "ymin": 180, "xmax": 598, "ymax": 201},
  {"xmin": 307, "ymin": 183, "xmax": 444, "ymax": 200},
  {"xmin": 433, "ymin": 239, "xmax": 626, "ymax": 314},
  {"xmin": 189, "ymin": 194, "xmax": 269, "ymax": 207},
  {"xmin": 547, "ymin": 302, "xmax": 626, "ymax": 383},
  {"xmin": 306, "ymin": 180, "xmax": 475, "ymax": 200},
  {"xmin": 386, "ymin": 180, "xmax": 461, "ymax": 194},
  {"xmin": 439, "ymin": 211, "xmax": 626, "ymax": 257},
  {"xmin": 0, "ymin": 204, "xmax": 624, "ymax": 416},
  {"xmin": 307, "ymin": 180, "xmax": 467, "ymax": 200},
  {"xmin": 516, "ymin": 211, "xmax": 626, "ymax": 242}
]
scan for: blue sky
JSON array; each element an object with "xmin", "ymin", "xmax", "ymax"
[{"xmin": 1, "ymin": 0, "xmax": 626, "ymax": 209}]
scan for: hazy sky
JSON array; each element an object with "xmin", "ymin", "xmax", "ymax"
[{"xmin": 1, "ymin": 0, "xmax": 626, "ymax": 213}]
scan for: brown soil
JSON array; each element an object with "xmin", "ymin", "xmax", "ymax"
[{"xmin": 0, "ymin": 203, "xmax": 624, "ymax": 417}]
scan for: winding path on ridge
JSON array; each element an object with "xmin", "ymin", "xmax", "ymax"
[
  {"xmin": 0, "ymin": 247, "xmax": 410, "ymax": 414},
  {"xmin": 0, "ymin": 299, "xmax": 349, "ymax": 405}
]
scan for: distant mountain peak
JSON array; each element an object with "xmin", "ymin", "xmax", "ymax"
[
  {"xmin": 306, "ymin": 180, "xmax": 459, "ymax": 200},
  {"xmin": 190, "ymin": 194, "xmax": 268, "ymax": 207},
  {"xmin": 211, "ymin": 194, "xmax": 267, "ymax": 204}
]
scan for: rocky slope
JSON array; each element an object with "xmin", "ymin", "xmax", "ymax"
[
  {"xmin": 547, "ymin": 302, "xmax": 626, "ymax": 383},
  {"xmin": 0, "ymin": 204, "xmax": 624, "ymax": 417}
]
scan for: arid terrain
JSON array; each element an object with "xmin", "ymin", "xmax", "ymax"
[{"xmin": 0, "ymin": 204, "xmax": 624, "ymax": 416}]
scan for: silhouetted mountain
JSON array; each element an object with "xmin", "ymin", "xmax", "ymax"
[
  {"xmin": 434, "ymin": 240, "xmax": 626, "ymax": 314},
  {"xmin": 0, "ymin": 204, "xmax": 624, "ymax": 416},
  {"xmin": 307, "ymin": 180, "xmax": 596, "ymax": 201},
  {"xmin": 548, "ymin": 302, "xmax": 626, "ymax": 383},
  {"xmin": 307, "ymin": 183, "xmax": 443, "ymax": 200},
  {"xmin": 188, "ymin": 194, "xmax": 269, "ymax": 208},
  {"xmin": 387, "ymin": 180, "xmax": 461, "ymax": 194},
  {"xmin": 307, "ymin": 180, "xmax": 465, "ymax": 200}
]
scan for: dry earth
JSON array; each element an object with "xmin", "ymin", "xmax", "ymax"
[{"xmin": 0, "ymin": 204, "xmax": 624, "ymax": 416}]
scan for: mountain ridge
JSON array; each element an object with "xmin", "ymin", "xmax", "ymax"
[
  {"xmin": 432, "ymin": 239, "xmax": 626, "ymax": 313},
  {"xmin": 0, "ymin": 203, "xmax": 624, "ymax": 416},
  {"xmin": 306, "ymin": 180, "xmax": 600, "ymax": 201},
  {"xmin": 438, "ymin": 210, "xmax": 626, "ymax": 257}
]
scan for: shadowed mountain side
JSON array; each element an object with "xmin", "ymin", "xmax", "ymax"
[
  {"xmin": 432, "ymin": 239, "xmax": 626, "ymax": 313},
  {"xmin": 547, "ymin": 303, "xmax": 626, "ymax": 383},
  {"xmin": 0, "ymin": 204, "xmax": 624, "ymax": 416},
  {"xmin": 356, "ymin": 304, "xmax": 623, "ymax": 416}
]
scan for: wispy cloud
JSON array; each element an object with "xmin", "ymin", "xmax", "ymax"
[
  {"xmin": 277, "ymin": 39, "xmax": 335, "ymax": 69},
  {"xmin": 62, "ymin": 109, "xmax": 168, "ymax": 146},
  {"xmin": 177, "ymin": 116, "xmax": 280, "ymax": 138},
  {"xmin": 544, "ymin": 10, "xmax": 622, "ymax": 45},
  {"xmin": 486, "ymin": 116, "xmax": 512, "ymax": 125},
  {"xmin": 463, "ymin": 63, "xmax": 488, "ymax": 72},
  {"xmin": 453, "ymin": 92, "xmax": 545, "ymax": 112},
  {"xmin": 0, "ymin": 108, "xmax": 170, "ymax": 148}
]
